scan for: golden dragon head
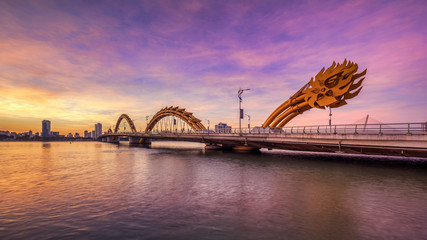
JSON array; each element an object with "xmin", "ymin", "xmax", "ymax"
[
  {"xmin": 304, "ymin": 59, "xmax": 366, "ymax": 109},
  {"xmin": 263, "ymin": 59, "xmax": 367, "ymax": 128}
]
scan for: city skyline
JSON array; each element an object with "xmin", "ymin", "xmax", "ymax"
[{"xmin": 1, "ymin": 0, "xmax": 426, "ymax": 133}]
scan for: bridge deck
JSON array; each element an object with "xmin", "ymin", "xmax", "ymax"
[{"xmin": 100, "ymin": 132, "xmax": 427, "ymax": 158}]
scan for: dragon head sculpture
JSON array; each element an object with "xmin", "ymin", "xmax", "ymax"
[
  {"xmin": 304, "ymin": 59, "xmax": 366, "ymax": 109},
  {"xmin": 263, "ymin": 59, "xmax": 367, "ymax": 128}
]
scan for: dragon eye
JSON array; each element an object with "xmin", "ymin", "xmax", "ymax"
[{"xmin": 325, "ymin": 73, "xmax": 341, "ymax": 88}]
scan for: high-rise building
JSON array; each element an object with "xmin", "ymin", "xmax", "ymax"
[
  {"xmin": 42, "ymin": 120, "xmax": 51, "ymax": 137},
  {"xmin": 84, "ymin": 130, "xmax": 89, "ymax": 138},
  {"xmin": 91, "ymin": 130, "xmax": 95, "ymax": 139},
  {"xmin": 95, "ymin": 123, "xmax": 102, "ymax": 138}
]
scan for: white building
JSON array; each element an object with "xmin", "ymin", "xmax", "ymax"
[{"xmin": 215, "ymin": 122, "xmax": 232, "ymax": 133}]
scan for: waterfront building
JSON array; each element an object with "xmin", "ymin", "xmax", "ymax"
[
  {"xmin": 67, "ymin": 133, "xmax": 73, "ymax": 138},
  {"xmin": 84, "ymin": 130, "xmax": 89, "ymax": 138},
  {"xmin": 95, "ymin": 123, "xmax": 102, "ymax": 138},
  {"xmin": 215, "ymin": 122, "xmax": 232, "ymax": 133},
  {"xmin": 51, "ymin": 131, "xmax": 60, "ymax": 137},
  {"xmin": 0, "ymin": 130, "xmax": 10, "ymax": 136},
  {"xmin": 75, "ymin": 133, "xmax": 80, "ymax": 138},
  {"xmin": 41, "ymin": 120, "xmax": 51, "ymax": 137},
  {"xmin": 29, "ymin": 130, "xmax": 33, "ymax": 137},
  {"xmin": 91, "ymin": 130, "xmax": 95, "ymax": 139}
]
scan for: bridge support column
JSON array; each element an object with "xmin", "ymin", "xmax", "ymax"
[
  {"xmin": 205, "ymin": 143, "xmax": 224, "ymax": 150},
  {"xmin": 107, "ymin": 136, "xmax": 119, "ymax": 144},
  {"xmin": 232, "ymin": 146, "xmax": 260, "ymax": 152},
  {"xmin": 141, "ymin": 138, "xmax": 152, "ymax": 147},
  {"xmin": 129, "ymin": 137, "xmax": 142, "ymax": 145}
]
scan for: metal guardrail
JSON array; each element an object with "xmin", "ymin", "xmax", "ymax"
[{"xmin": 105, "ymin": 122, "xmax": 427, "ymax": 136}]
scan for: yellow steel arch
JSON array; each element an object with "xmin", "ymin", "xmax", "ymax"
[
  {"xmin": 263, "ymin": 59, "xmax": 367, "ymax": 128},
  {"xmin": 114, "ymin": 114, "xmax": 137, "ymax": 133},
  {"xmin": 146, "ymin": 106, "xmax": 206, "ymax": 132}
]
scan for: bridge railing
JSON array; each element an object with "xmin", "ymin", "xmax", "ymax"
[
  {"xmin": 231, "ymin": 122, "xmax": 427, "ymax": 135},
  {"xmin": 105, "ymin": 122, "xmax": 427, "ymax": 136},
  {"xmin": 190, "ymin": 122, "xmax": 427, "ymax": 135}
]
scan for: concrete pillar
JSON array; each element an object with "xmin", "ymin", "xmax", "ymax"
[
  {"xmin": 205, "ymin": 143, "xmax": 223, "ymax": 150},
  {"xmin": 141, "ymin": 138, "xmax": 152, "ymax": 147},
  {"xmin": 107, "ymin": 136, "xmax": 119, "ymax": 144},
  {"xmin": 129, "ymin": 137, "xmax": 142, "ymax": 145},
  {"xmin": 232, "ymin": 146, "xmax": 260, "ymax": 152}
]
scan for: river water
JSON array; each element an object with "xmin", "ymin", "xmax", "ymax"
[{"xmin": 0, "ymin": 141, "xmax": 426, "ymax": 239}]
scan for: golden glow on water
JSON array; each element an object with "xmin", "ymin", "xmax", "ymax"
[{"xmin": 0, "ymin": 142, "xmax": 426, "ymax": 239}]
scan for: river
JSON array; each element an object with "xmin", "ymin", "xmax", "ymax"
[{"xmin": 0, "ymin": 141, "xmax": 426, "ymax": 239}]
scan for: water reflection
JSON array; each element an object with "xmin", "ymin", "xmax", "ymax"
[{"xmin": 0, "ymin": 142, "xmax": 426, "ymax": 240}]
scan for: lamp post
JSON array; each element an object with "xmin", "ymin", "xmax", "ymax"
[
  {"xmin": 205, "ymin": 119, "xmax": 210, "ymax": 134},
  {"xmin": 146, "ymin": 115, "xmax": 150, "ymax": 133},
  {"xmin": 245, "ymin": 114, "xmax": 251, "ymax": 133},
  {"xmin": 238, "ymin": 88, "xmax": 250, "ymax": 134}
]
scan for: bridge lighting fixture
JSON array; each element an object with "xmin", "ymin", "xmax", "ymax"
[
  {"xmin": 145, "ymin": 116, "xmax": 150, "ymax": 132},
  {"xmin": 206, "ymin": 119, "xmax": 210, "ymax": 133},
  {"xmin": 245, "ymin": 114, "xmax": 251, "ymax": 132},
  {"xmin": 238, "ymin": 88, "xmax": 250, "ymax": 134}
]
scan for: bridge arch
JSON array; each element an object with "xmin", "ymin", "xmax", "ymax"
[
  {"xmin": 146, "ymin": 106, "xmax": 206, "ymax": 132},
  {"xmin": 114, "ymin": 114, "xmax": 137, "ymax": 133}
]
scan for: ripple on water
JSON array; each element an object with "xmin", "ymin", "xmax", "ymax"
[{"xmin": 0, "ymin": 141, "xmax": 426, "ymax": 240}]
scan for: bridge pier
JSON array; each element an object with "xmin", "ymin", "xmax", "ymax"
[
  {"xmin": 141, "ymin": 138, "xmax": 152, "ymax": 147},
  {"xmin": 205, "ymin": 143, "xmax": 223, "ymax": 150},
  {"xmin": 107, "ymin": 136, "xmax": 119, "ymax": 144},
  {"xmin": 128, "ymin": 137, "xmax": 152, "ymax": 146},
  {"xmin": 232, "ymin": 146, "xmax": 260, "ymax": 152},
  {"xmin": 129, "ymin": 136, "xmax": 142, "ymax": 145},
  {"xmin": 204, "ymin": 143, "xmax": 260, "ymax": 152}
]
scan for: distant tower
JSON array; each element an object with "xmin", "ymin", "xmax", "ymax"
[
  {"xmin": 91, "ymin": 130, "xmax": 95, "ymax": 139},
  {"xmin": 42, "ymin": 120, "xmax": 51, "ymax": 137},
  {"xmin": 95, "ymin": 123, "xmax": 102, "ymax": 138}
]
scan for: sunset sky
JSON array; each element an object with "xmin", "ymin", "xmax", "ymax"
[{"xmin": 1, "ymin": 0, "xmax": 426, "ymax": 134}]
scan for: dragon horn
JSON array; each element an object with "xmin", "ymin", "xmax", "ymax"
[
  {"xmin": 344, "ymin": 86, "xmax": 363, "ymax": 100},
  {"xmin": 349, "ymin": 77, "xmax": 365, "ymax": 91}
]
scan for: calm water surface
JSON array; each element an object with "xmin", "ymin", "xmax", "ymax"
[{"xmin": 0, "ymin": 141, "xmax": 426, "ymax": 239}]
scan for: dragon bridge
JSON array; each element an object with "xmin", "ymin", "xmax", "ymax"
[
  {"xmin": 114, "ymin": 114, "xmax": 137, "ymax": 133},
  {"xmin": 263, "ymin": 59, "xmax": 367, "ymax": 128},
  {"xmin": 146, "ymin": 106, "xmax": 206, "ymax": 132}
]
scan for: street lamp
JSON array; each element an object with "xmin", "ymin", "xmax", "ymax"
[
  {"xmin": 205, "ymin": 119, "xmax": 210, "ymax": 133},
  {"xmin": 146, "ymin": 115, "xmax": 150, "ymax": 133},
  {"xmin": 238, "ymin": 88, "xmax": 250, "ymax": 134},
  {"xmin": 245, "ymin": 114, "xmax": 251, "ymax": 133}
]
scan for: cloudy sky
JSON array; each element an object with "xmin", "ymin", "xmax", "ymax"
[{"xmin": 1, "ymin": 0, "xmax": 426, "ymax": 134}]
